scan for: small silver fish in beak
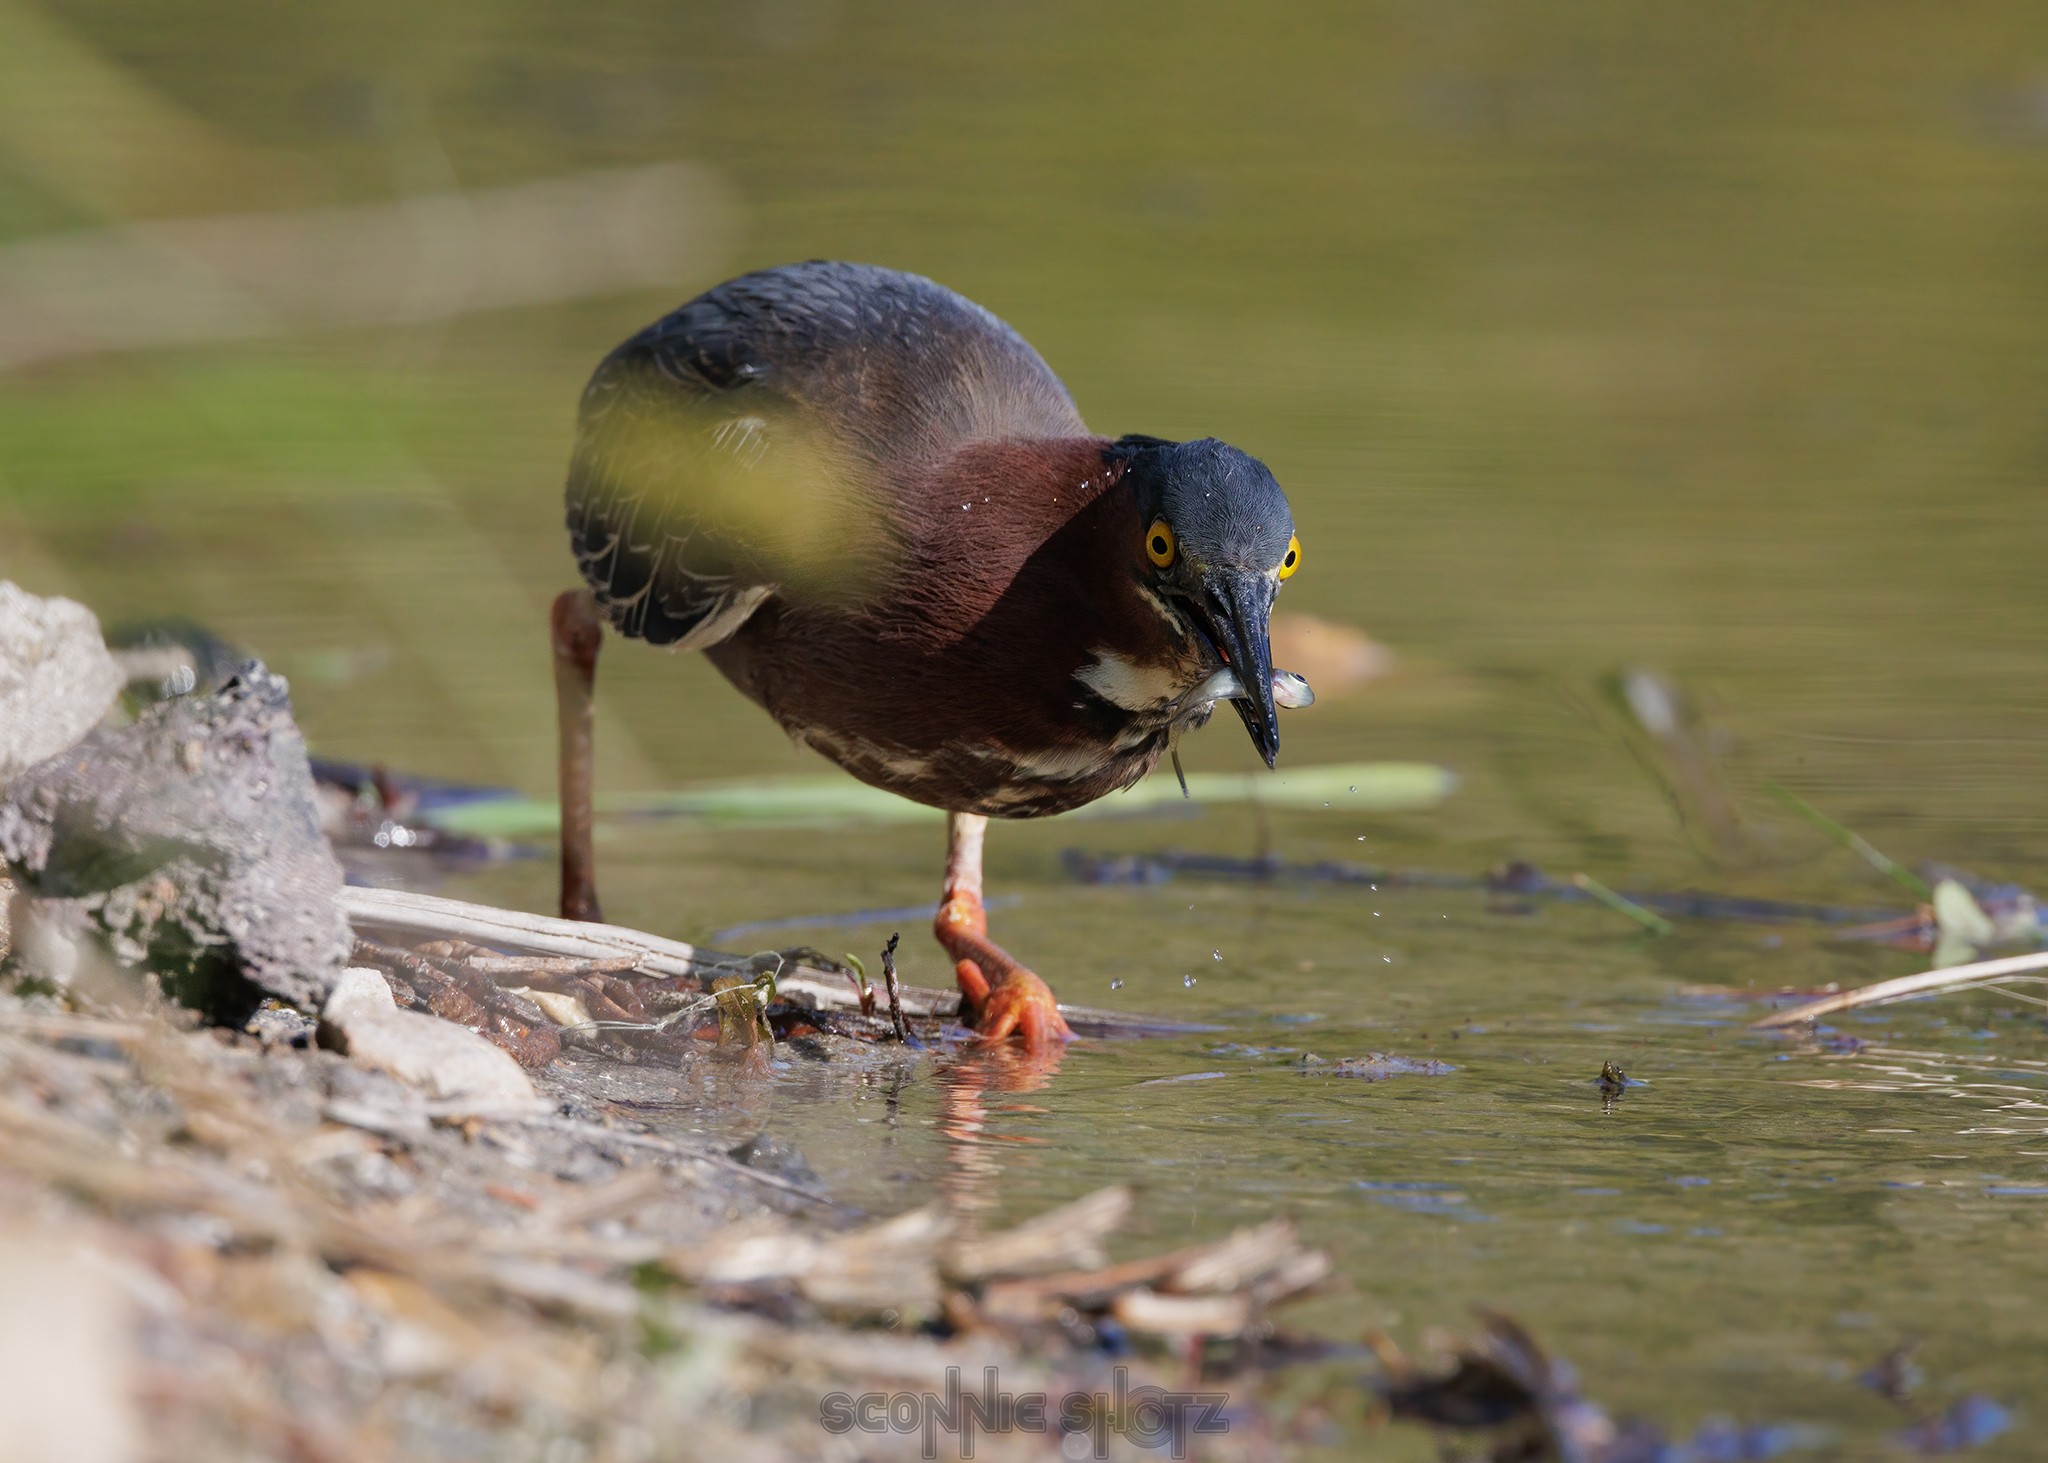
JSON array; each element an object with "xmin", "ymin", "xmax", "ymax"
[
  {"xmin": 1165, "ymin": 664, "xmax": 1316, "ymax": 797},
  {"xmin": 1175, "ymin": 666, "xmax": 1316, "ymax": 721},
  {"xmin": 1271, "ymin": 669, "xmax": 1314, "ymax": 709}
]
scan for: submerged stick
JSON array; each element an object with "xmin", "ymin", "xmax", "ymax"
[
  {"xmin": 1571, "ymin": 872, "xmax": 1675, "ymax": 936},
  {"xmin": 1752, "ymin": 949, "xmax": 2048, "ymax": 1029}
]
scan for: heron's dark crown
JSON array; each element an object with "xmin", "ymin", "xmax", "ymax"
[{"xmin": 1119, "ymin": 436, "xmax": 1294, "ymax": 572}]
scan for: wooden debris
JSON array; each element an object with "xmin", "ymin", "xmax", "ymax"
[
  {"xmin": 0, "ymin": 996, "xmax": 1287, "ymax": 1458},
  {"xmin": 1112, "ymin": 1289, "xmax": 1253, "ymax": 1337},
  {"xmin": 945, "ymin": 1185, "xmax": 1132, "ymax": 1282},
  {"xmin": 976, "ymin": 1213, "xmax": 1330, "ymax": 1338},
  {"xmin": 1751, "ymin": 949, "xmax": 2048, "ymax": 1030},
  {"xmin": 340, "ymin": 885, "xmax": 1213, "ymax": 1041},
  {"xmin": 343, "ymin": 886, "xmax": 709, "ymax": 982},
  {"xmin": 656, "ymin": 1181, "xmax": 1330, "ymax": 1348},
  {"xmin": 415, "ymin": 945, "xmax": 641, "ymax": 980},
  {"xmin": 880, "ymin": 932, "xmax": 911, "ymax": 1043},
  {"xmin": 349, "ymin": 938, "xmax": 564, "ymax": 1067},
  {"xmin": 675, "ymin": 1205, "xmax": 956, "ymax": 1319}
]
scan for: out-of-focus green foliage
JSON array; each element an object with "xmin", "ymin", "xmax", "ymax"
[{"xmin": 1, "ymin": 0, "xmax": 2044, "ymax": 856}]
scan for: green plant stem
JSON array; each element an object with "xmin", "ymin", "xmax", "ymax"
[
  {"xmin": 1765, "ymin": 785, "xmax": 1934, "ymax": 902},
  {"xmin": 1571, "ymin": 872, "xmax": 1675, "ymax": 936}
]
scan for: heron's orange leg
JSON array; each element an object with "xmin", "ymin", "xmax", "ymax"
[
  {"xmin": 551, "ymin": 589, "xmax": 605, "ymax": 923},
  {"xmin": 934, "ymin": 813, "xmax": 1074, "ymax": 1049}
]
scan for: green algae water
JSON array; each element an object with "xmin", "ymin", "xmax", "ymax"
[{"xmin": 5, "ymin": 2, "xmax": 2048, "ymax": 1453}]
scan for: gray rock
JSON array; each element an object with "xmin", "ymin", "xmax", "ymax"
[
  {"xmin": 0, "ymin": 661, "xmax": 351, "ymax": 1018},
  {"xmin": 726, "ymin": 1132, "xmax": 822, "ymax": 1187},
  {"xmin": 320, "ymin": 967, "xmax": 539, "ymax": 1108},
  {"xmin": 0, "ymin": 581, "xmax": 123, "ymax": 786}
]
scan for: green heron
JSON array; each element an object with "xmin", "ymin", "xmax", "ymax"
[{"xmin": 551, "ymin": 261, "xmax": 1307, "ymax": 1049}]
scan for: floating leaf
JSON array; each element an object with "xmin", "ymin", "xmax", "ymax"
[
  {"xmin": 429, "ymin": 761, "xmax": 1459, "ymax": 838},
  {"xmin": 1932, "ymin": 878, "xmax": 1995, "ymax": 946}
]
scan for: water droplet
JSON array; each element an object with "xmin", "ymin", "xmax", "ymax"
[
  {"xmin": 1109, "ymin": 978, "xmax": 1124, "ymax": 990},
  {"xmin": 1183, "ymin": 974, "xmax": 1198, "ymax": 988}
]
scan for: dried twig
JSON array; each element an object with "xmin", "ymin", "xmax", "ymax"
[
  {"xmin": 946, "ymin": 1187, "xmax": 1133, "ymax": 1282},
  {"xmin": 880, "ymin": 932, "xmax": 911, "ymax": 1043},
  {"xmin": 341, "ymin": 887, "xmax": 697, "ymax": 977},
  {"xmin": 447, "ymin": 952, "xmax": 642, "ymax": 981},
  {"xmin": 975, "ymin": 1214, "xmax": 1330, "ymax": 1336},
  {"xmin": 1752, "ymin": 949, "xmax": 2048, "ymax": 1029}
]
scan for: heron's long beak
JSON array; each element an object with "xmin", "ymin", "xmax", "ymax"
[{"xmin": 1197, "ymin": 568, "xmax": 1280, "ymax": 768}]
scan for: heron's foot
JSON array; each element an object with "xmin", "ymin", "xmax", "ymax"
[
  {"xmin": 961, "ymin": 964, "xmax": 1073, "ymax": 1049},
  {"xmin": 936, "ymin": 891, "xmax": 1073, "ymax": 1049}
]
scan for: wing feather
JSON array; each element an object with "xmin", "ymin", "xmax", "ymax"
[{"xmin": 564, "ymin": 261, "xmax": 1084, "ymax": 647}]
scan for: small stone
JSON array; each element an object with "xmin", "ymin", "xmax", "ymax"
[
  {"xmin": 244, "ymin": 998, "xmax": 317, "ymax": 1049},
  {"xmin": 320, "ymin": 968, "xmax": 540, "ymax": 1109},
  {"xmin": 511, "ymin": 985, "xmax": 594, "ymax": 1029},
  {"xmin": 727, "ymin": 1132, "xmax": 821, "ymax": 1186},
  {"xmin": 0, "ymin": 581, "xmax": 124, "ymax": 787}
]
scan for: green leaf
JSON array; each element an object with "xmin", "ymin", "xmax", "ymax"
[
  {"xmin": 1932, "ymin": 878, "xmax": 1995, "ymax": 947},
  {"xmin": 428, "ymin": 761, "xmax": 1458, "ymax": 838}
]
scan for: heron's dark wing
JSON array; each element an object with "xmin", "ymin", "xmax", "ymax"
[
  {"xmin": 564, "ymin": 262, "xmax": 1084, "ymax": 648},
  {"xmin": 565, "ymin": 297, "xmax": 797, "ymax": 648}
]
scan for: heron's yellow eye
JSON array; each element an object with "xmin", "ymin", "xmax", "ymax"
[
  {"xmin": 1278, "ymin": 534, "xmax": 1301, "ymax": 580},
  {"xmin": 1145, "ymin": 518, "xmax": 1176, "ymax": 568}
]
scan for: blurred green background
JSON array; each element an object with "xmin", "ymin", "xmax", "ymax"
[
  {"xmin": 4, "ymin": 0, "xmax": 2045, "ymax": 859},
  {"xmin": 4, "ymin": 5, "xmax": 2048, "ymax": 1452}
]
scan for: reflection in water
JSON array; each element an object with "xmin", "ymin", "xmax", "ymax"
[
  {"xmin": 1787, "ymin": 1044, "xmax": 2048, "ymax": 1139},
  {"xmin": 933, "ymin": 1044, "xmax": 1064, "ymax": 1227}
]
